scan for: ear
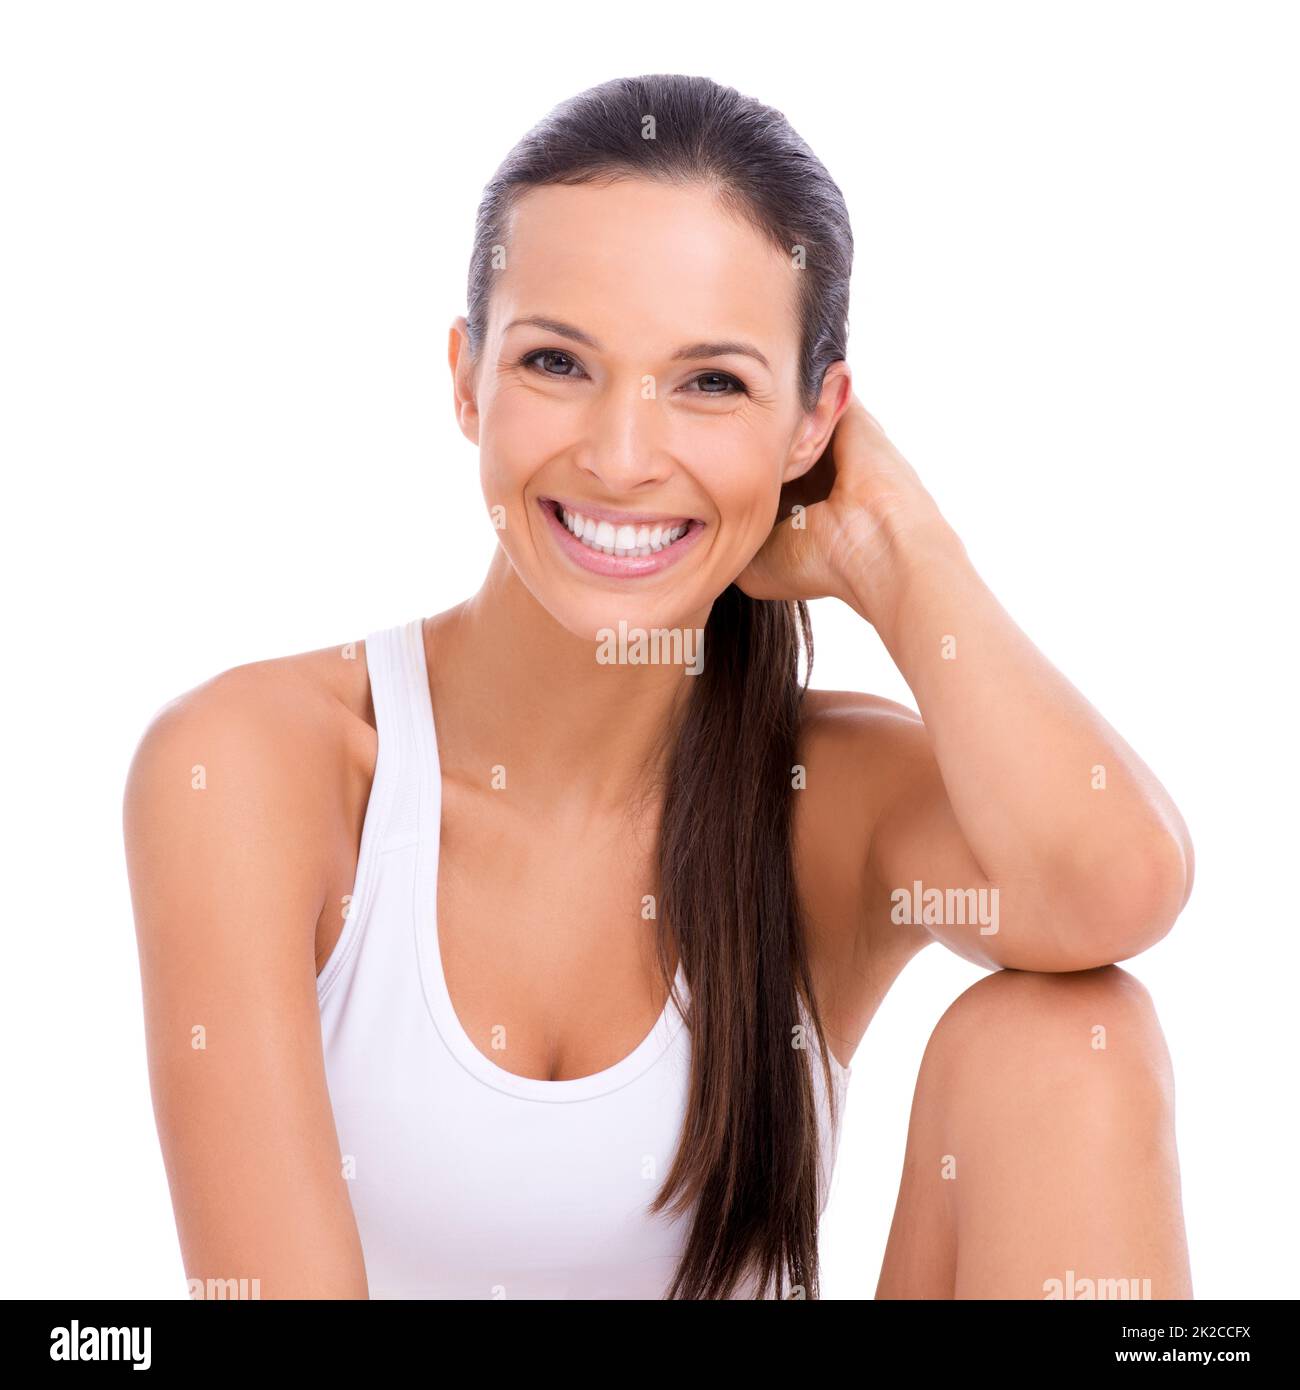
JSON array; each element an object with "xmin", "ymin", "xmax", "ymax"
[
  {"xmin": 448, "ymin": 316, "xmax": 481, "ymax": 445},
  {"xmin": 781, "ymin": 364, "xmax": 852, "ymax": 484}
]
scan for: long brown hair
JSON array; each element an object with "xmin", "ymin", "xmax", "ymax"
[{"xmin": 464, "ymin": 73, "xmax": 853, "ymax": 1299}]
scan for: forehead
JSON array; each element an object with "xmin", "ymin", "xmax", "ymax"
[{"xmin": 492, "ymin": 179, "xmax": 800, "ymax": 360}]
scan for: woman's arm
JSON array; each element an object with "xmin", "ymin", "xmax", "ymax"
[
  {"xmin": 123, "ymin": 667, "xmax": 369, "ymax": 1298},
  {"xmin": 854, "ymin": 519, "xmax": 1192, "ymax": 971},
  {"xmin": 743, "ymin": 394, "xmax": 1194, "ymax": 973}
]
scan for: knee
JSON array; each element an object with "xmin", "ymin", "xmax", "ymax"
[{"xmin": 920, "ymin": 965, "xmax": 1175, "ymax": 1127}]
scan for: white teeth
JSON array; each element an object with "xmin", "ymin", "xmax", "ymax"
[{"xmin": 558, "ymin": 505, "xmax": 690, "ymax": 557}]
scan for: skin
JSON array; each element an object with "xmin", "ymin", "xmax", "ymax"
[{"xmin": 124, "ymin": 176, "xmax": 1194, "ymax": 1299}]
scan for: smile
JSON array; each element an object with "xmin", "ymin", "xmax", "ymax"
[
  {"xmin": 537, "ymin": 497, "xmax": 706, "ymax": 579},
  {"xmin": 559, "ymin": 505, "xmax": 690, "ymax": 557}
]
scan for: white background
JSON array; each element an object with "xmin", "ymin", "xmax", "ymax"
[{"xmin": 2, "ymin": 0, "xmax": 1295, "ymax": 1299}]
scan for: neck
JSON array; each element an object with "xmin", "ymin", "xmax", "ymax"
[{"xmin": 425, "ymin": 549, "xmax": 707, "ymax": 816}]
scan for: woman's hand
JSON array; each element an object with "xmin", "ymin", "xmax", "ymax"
[{"xmin": 735, "ymin": 394, "xmax": 961, "ymax": 628}]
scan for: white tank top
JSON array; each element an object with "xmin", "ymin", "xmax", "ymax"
[{"xmin": 316, "ymin": 617, "xmax": 852, "ymax": 1298}]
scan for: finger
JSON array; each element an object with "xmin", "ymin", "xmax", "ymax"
[
  {"xmin": 834, "ymin": 395, "xmax": 889, "ymax": 459},
  {"xmin": 836, "ymin": 395, "xmax": 923, "ymax": 490}
]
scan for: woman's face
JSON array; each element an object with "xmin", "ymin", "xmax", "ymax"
[{"xmin": 451, "ymin": 177, "xmax": 843, "ymax": 642}]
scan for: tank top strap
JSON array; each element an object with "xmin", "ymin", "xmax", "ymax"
[
  {"xmin": 316, "ymin": 617, "xmax": 427, "ymax": 1002},
  {"xmin": 364, "ymin": 617, "xmax": 433, "ymax": 850}
]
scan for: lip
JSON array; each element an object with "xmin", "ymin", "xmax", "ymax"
[{"xmin": 536, "ymin": 496, "xmax": 706, "ymax": 580}]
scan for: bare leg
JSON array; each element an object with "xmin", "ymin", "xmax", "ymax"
[{"xmin": 876, "ymin": 965, "xmax": 1192, "ymax": 1299}]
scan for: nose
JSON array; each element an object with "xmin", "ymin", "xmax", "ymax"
[{"xmin": 573, "ymin": 380, "xmax": 672, "ymax": 495}]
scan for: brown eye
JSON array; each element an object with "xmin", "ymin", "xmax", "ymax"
[
  {"xmin": 690, "ymin": 372, "xmax": 747, "ymax": 396},
  {"xmin": 520, "ymin": 349, "xmax": 586, "ymax": 378}
]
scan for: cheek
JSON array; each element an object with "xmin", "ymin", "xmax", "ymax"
[
  {"xmin": 477, "ymin": 389, "xmax": 569, "ymax": 493},
  {"xmin": 497, "ymin": 400, "xmax": 572, "ymax": 456},
  {"xmin": 696, "ymin": 448, "xmax": 786, "ymax": 548}
]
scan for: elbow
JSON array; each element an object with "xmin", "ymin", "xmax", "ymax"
[{"xmin": 1060, "ymin": 825, "xmax": 1193, "ymax": 967}]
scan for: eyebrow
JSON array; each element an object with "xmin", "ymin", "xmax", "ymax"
[{"xmin": 503, "ymin": 315, "xmax": 772, "ymax": 372}]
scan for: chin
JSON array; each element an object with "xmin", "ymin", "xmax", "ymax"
[{"xmin": 539, "ymin": 583, "xmax": 714, "ymax": 652}]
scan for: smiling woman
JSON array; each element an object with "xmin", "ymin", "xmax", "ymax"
[
  {"xmin": 124, "ymin": 72, "xmax": 1194, "ymax": 1302},
  {"xmin": 465, "ymin": 165, "xmax": 842, "ymax": 648}
]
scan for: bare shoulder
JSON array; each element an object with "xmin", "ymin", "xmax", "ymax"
[
  {"xmin": 798, "ymin": 685, "xmax": 929, "ymax": 747},
  {"xmin": 129, "ymin": 634, "xmax": 375, "ymax": 767},
  {"xmin": 122, "ymin": 635, "xmax": 379, "ymax": 948},
  {"xmin": 797, "ymin": 686, "xmax": 935, "ymax": 819},
  {"xmin": 793, "ymin": 688, "xmax": 938, "ymax": 1057},
  {"xmin": 795, "ymin": 687, "xmax": 936, "ymax": 894}
]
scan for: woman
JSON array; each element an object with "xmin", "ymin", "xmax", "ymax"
[{"xmin": 124, "ymin": 73, "xmax": 1195, "ymax": 1300}]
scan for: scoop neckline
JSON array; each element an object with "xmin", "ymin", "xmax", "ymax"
[{"xmin": 404, "ymin": 617, "xmax": 690, "ymax": 1103}]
